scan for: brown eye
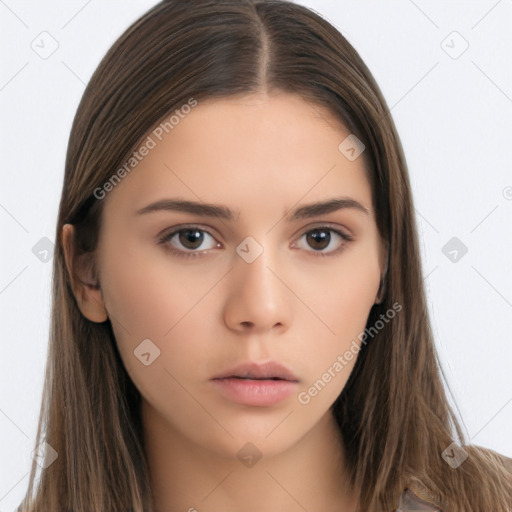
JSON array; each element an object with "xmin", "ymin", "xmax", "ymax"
[
  {"xmin": 158, "ymin": 226, "xmax": 219, "ymax": 258},
  {"xmin": 296, "ymin": 227, "xmax": 352, "ymax": 256},
  {"xmin": 177, "ymin": 229, "xmax": 205, "ymax": 250},
  {"xmin": 306, "ymin": 229, "xmax": 331, "ymax": 251}
]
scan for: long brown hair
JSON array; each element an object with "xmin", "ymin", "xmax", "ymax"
[{"xmin": 18, "ymin": 1, "xmax": 512, "ymax": 510}]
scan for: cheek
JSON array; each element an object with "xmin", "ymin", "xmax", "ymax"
[
  {"xmin": 293, "ymin": 242, "xmax": 380, "ymax": 396},
  {"xmin": 99, "ymin": 239, "xmax": 221, "ymax": 339},
  {"xmin": 331, "ymin": 264, "xmax": 379, "ymax": 338},
  {"xmin": 98, "ymin": 242, "xmax": 221, "ymax": 388},
  {"xmin": 295, "ymin": 242, "xmax": 380, "ymax": 342}
]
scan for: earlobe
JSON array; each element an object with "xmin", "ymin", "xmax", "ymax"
[{"xmin": 61, "ymin": 223, "xmax": 109, "ymax": 323}]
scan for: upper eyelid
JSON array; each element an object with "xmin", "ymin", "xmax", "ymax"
[
  {"xmin": 158, "ymin": 223, "xmax": 221, "ymax": 243},
  {"xmin": 159, "ymin": 223, "xmax": 353, "ymax": 250},
  {"xmin": 160, "ymin": 222, "xmax": 352, "ymax": 240}
]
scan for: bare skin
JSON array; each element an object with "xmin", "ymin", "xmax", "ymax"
[{"xmin": 63, "ymin": 91, "xmax": 386, "ymax": 512}]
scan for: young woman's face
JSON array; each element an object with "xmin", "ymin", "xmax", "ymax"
[{"xmin": 91, "ymin": 92, "xmax": 384, "ymax": 458}]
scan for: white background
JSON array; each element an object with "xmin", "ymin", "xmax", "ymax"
[{"xmin": 1, "ymin": 0, "xmax": 511, "ymax": 509}]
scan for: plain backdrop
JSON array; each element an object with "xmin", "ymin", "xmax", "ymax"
[{"xmin": 1, "ymin": 0, "xmax": 511, "ymax": 509}]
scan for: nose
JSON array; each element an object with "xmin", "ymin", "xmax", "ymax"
[{"xmin": 222, "ymin": 239, "xmax": 293, "ymax": 334}]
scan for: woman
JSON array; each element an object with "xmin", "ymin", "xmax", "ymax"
[{"xmin": 18, "ymin": 1, "xmax": 512, "ymax": 511}]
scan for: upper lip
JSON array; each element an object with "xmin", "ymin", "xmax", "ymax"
[{"xmin": 212, "ymin": 361, "xmax": 299, "ymax": 382}]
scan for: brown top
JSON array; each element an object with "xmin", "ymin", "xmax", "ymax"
[{"xmin": 397, "ymin": 483, "xmax": 442, "ymax": 511}]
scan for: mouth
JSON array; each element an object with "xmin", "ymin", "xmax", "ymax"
[{"xmin": 210, "ymin": 361, "xmax": 299, "ymax": 406}]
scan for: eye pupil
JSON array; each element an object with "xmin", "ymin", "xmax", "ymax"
[
  {"xmin": 179, "ymin": 229, "xmax": 204, "ymax": 249},
  {"xmin": 307, "ymin": 229, "xmax": 330, "ymax": 250}
]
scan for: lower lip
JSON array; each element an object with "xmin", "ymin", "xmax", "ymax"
[{"xmin": 210, "ymin": 377, "xmax": 298, "ymax": 406}]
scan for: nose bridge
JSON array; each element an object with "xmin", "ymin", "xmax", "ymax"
[
  {"xmin": 235, "ymin": 234, "xmax": 277, "ymax": 301},
  {"xmin": 224, "ymin": 234, "xmax": 292, "ymax": 331}
]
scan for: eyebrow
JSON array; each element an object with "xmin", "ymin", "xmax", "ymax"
[{"xmin": 135, "ymin": 197, "xmax": 369, "ymax": 221}]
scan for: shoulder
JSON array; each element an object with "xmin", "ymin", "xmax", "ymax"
[{"xmin": 397, "ymin": 445, "xmax": 512, "ymax": 511}]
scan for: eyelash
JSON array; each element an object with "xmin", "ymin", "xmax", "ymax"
[{"xmin": 157, "ymin": 224, "xmax": 354, "ymax": 259}]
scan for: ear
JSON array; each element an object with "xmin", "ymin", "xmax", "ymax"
[
  {"xmin": 61, "ymin": 223, "xmax": 108, "ymax": 323},
  {"xmin": 374, "ymin": 236, "xmax": 389, "ymax": 305},
  {"xmin": 374, "ymin": 275, "xmax": 386, "ymax": 304}
]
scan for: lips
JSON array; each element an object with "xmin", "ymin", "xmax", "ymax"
[
  {"xmin": 212, "ymin": 360, "xmax": 299, "ymax": 382},
  {"xmin": 210, "ymin": 361, "xmax": 299, "ymax": 406}
]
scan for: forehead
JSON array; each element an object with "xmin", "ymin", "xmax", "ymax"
[{"xmin": 102, "ymin": 92, "xmax": 372, "ymax": 217}]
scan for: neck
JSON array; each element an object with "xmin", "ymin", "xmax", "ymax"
[{"xmin": 142, "ymin": 400, "xmax": 358, "ymax": 512}]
